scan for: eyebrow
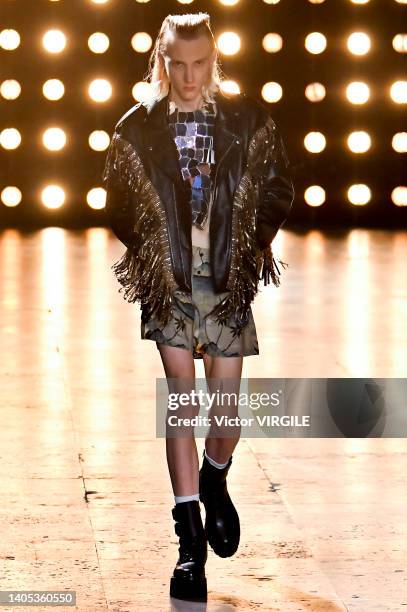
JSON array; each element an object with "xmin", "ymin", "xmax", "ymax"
[{"xmin": 172, "ymin": 57, "xmax": 208, "ymax": 64}]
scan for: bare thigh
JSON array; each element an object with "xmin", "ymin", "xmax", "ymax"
[
  {"xmin": 202, "ymin": 353, "xmax": 243, "ymax": 414},
  {"xmin": 157, "ymin": 343, "xmax": 195, "ymax": 380}
]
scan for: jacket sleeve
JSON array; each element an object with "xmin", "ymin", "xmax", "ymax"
[
  {"xmin": 102, "ymin": 131, "xmax": 137, "ymax": 249},
  {"xmin": 255, "ymin": 117, "xmax": 295, "ymax": 250}
]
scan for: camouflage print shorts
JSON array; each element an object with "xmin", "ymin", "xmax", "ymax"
[{"xmin": 140, "ymin": 245, "xmax": 259, "ymax": 359}]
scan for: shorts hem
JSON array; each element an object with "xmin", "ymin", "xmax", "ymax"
[{"xmin": 141, "ymin": 336, "xmax": 259, "ymax": 359}]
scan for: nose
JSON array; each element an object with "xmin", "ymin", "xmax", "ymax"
[{"xmin": 184, "ymin": 67, "xmax": 194, "ymax": 83}]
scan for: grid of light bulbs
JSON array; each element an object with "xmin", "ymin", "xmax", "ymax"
[
  {"xmin": 42, "ymin": 0, "xmax": 407, "ymax": 4},
  {"xmin": 1, "ymin": 0, "xmax": 406, "ymax": 210}
]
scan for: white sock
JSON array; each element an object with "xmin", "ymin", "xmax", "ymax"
[
  {"xmin": 174, "ymin": 493, "xmax": 200, "ymax": 504},
  {"xmin": 204, "ymin": 448, "xmax": 230, "ymax": 469}
]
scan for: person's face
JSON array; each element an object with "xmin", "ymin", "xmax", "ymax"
[{"xmin": 161, "ymin": 33, "xmax": 217, "ymax": 102}]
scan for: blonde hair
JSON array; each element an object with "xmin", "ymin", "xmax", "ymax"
[{"xmin": 144, "ymin": 13, "xmax": 224, "ymax": 110}]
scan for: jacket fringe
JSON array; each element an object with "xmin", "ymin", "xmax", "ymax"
[
  {"xmin": 110, "ymin": 242, "xmax": 175, "ymax": 326},
  {"xmin": 210, "ymin": 117, "xmax": 290, "ymax": 329},
  {"xmin": 210, "ymin": 243, "xmax": 289, "ymax": 328},
  {"xmin": 259, "ymin": 246, "xmax": 289, "ymax": 287},
  {"xmin": 104, "ymin": 133, "xmax": 178, "ymax": 326}
]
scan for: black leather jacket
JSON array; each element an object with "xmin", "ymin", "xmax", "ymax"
[{"xmin": 102, "ymin": 89, "xmax": 294, "ymax": 328}]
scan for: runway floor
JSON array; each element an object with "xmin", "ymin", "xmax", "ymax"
[{"xmin": 1, "ymin": 227, "xmax": 406, "ymax": 610}]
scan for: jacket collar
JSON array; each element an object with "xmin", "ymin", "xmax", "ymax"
[{"xmin": 142, "ymin": 90, "xmax": 240, "ymax": 186}]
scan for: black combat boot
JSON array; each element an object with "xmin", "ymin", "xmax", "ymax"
[
  {"xmin": 199, "ymin": 449, "xmax": 240, "ymax": 558},
  {"xmin": 170, "ymin": 500, "xmax": 208, "ymax": 602}
]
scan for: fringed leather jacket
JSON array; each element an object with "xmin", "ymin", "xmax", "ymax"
[{"xmin": 102, "ymin": 89, "xmax": 295, "ymax": 329}]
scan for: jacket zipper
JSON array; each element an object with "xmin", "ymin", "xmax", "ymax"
[
  {"xmin": 210, "ymin": 136, "xmax": 237, "ymax": 209},
  {"xmin": 208, "ymin": 136, "xmax": 238, "ymax": 281},
  {"xmin": 171, "ymin": 182, "xmax": 191, "ymax": 289}
]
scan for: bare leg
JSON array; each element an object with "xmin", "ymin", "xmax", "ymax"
[
  {"xmin": 202, "ymin": 354, "xmax": 244, "ymax": 463},
  {"xmin": 157, "ymin": 343, "xmax": 200, "ymax": 497}
]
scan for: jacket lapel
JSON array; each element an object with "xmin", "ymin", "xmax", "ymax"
[
  {"xmin": 213, "ymin": 92, "xmax": 240, "ymax": 179},
  {"xmin": 143, "ymin": 95, "xmax": 184, "ymax": 185}
]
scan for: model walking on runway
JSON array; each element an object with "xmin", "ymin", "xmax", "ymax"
[{"xmin": 103, "ymin": 12, "xmax": 294, "ymax": 602}]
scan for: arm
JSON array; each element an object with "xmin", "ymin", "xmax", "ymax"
[
  {"xmin": 255, "ymin": 117, "xmax": 295, "ymax": 250},
  {"xmin": 104, "ymin": 186, "xmax": 134, "ymax": 249},
  {"xmin": 102, "ymin": 131, "xmax": 137, "ymax": 249}
]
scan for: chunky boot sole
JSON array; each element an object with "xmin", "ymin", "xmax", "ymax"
[
  {"xmin": 199, "ymin": 492, "xmax": 240, "ymax": 558},
  {"xmin": 170, "ymin": 574, "xmax": 207, "ymax": 602}
]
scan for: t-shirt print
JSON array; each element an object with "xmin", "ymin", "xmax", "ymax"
[{"xmin": 168, "ymin": 101, "xmax": 217, "ymax": 229}]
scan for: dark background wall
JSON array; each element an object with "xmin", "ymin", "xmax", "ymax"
[{"xmin": 0, "ymin": 0, "xmax": 405, "ymax": 231}]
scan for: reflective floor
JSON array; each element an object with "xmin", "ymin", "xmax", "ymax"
[{"xmin": 0, "ymin": 227, "xmax": 406, "ymax": 610}]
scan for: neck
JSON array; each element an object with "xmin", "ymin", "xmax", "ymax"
[{"xmin": 168, "ymin": 90, "xmax": 204, "ymax": 112}]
